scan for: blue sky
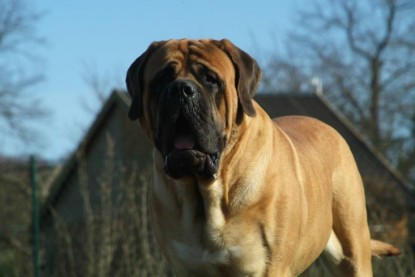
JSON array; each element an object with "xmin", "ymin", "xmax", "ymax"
[{"xmin": 2, "ymin": 0, "xmax": 299, "ymax": 161}]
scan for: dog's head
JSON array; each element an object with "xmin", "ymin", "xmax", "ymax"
[{"xmin": 126, "ymin": 39, "xmax": 261, "ymax": 179}]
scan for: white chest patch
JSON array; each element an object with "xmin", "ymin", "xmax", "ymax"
[{"xmin": 172, "ymin": 240, "xmax": 242, "ymax": 266}]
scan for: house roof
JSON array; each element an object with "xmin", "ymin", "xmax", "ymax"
[
  {"xmin": 40, "ymin": 90, "xmax": 132, "ymax": 221},
  {"xmin": 40, "ymin": 91, "xmax": 415, "ymax": 221}
]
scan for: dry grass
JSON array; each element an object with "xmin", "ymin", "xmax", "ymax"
[{"xmin": 45, "ymin": 139, "xmax": 171, "ymax": 276}]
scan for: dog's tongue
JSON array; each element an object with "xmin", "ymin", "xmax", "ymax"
[{"xmin": 174, "ymin": 134, "xmax": 195, "ymax": 150}]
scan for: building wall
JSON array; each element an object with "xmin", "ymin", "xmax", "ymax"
[{"xmin": 41, "ymin": 102, "xmax": 171, "ymax": 276}]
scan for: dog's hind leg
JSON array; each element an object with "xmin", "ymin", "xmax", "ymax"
[
  {"xmin": 328, "ymin": 159, "xmax": 373, "ymax": 277},
  {"xmin": 322, "ymin": 228, "xmax": 372, "ymax": 277}
]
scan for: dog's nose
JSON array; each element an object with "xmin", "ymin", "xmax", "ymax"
[{"xmin": 169, "ymin": 80, "xmax": 197, "ymax": 99}]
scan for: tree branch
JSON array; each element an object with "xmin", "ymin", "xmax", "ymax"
[{"xmin": 343, "ymin": 2, "xmax": 373, "ymax": 59}]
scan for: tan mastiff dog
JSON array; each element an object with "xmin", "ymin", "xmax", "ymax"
[{"xmin": 126, "ymin": 39, "xmax": 400, "ymax": 277}]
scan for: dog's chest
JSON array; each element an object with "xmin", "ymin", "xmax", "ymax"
[
  {"xmin": 167, "ymin": 227, "xmax": 266, "ymax": 276},
  {"xmin": 156, "ymin": 179, "xmax": 267, "ymax": 276},
  {"xmin": 164, "ymin": 192, "xmax": 267, "ymax": 276},
  {"xmin": 170, "ymin": 239, "xmax": 242, "ymax": 275}
]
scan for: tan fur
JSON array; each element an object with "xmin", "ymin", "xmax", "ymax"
[{"xmin": 128, "ymin": 39, "xmax": 400, "ymax": 277}]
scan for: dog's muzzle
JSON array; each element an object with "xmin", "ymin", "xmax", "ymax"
[{"xmin": 155, "ymin": 79, "xmax": 222, "ymax": 180}]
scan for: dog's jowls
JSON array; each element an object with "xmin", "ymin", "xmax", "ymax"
[{"xmin": 126, "ymin": 39, "xmax": 400, "ymax": 277}]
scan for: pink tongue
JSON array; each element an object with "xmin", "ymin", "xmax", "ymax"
[{"xmin": 174, "ymin": 134, "xmax": 195, "ymax": 150}]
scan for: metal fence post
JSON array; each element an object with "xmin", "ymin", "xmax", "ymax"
[{"xmin": 31, "ymin": 155, "xmax": 41, "ymax": 277}]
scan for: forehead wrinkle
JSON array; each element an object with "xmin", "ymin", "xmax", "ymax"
[
  {"xmin": 144, "ymin": 39, "xmax": 235, "ymax": 83},
  {"xmin": 188, "ymin": 41, "xmax": 234, "ymax": 77},
  {"xmin": 144, "ymin": 42, "xmax": 185, "ymax": 81}
]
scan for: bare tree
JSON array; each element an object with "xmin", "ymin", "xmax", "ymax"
[
  {"xmin": 0, "ymin": 0, "xmax": 45, "ymax": 143},
  {"xmin": 262, "ymin": 0, "xmax": 415, "ymax": 183},
  {"xmin": 0, "ymin": 0, "xmax": 45, "ymax": 273},
  {"xmin": 81, "ymin": 61, "xmax": 125, "ymax": 108}
]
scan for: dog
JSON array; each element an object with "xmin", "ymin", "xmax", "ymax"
[{"xmin": 126, "ymin": 39, "xmax": 400, "ymax": 276}]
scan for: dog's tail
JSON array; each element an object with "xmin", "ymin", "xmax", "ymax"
[{"xmin": 371, "ymin": 239, "xmax": 401, "ymax": 257}]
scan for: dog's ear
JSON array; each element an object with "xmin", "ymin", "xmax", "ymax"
[
  {"xmin": 216, "ymin": 39, "xmax": 262, "ymax": 117},
  {"xmin": 126, "ymin": 41, "xmax": 166, "ymax": 120}
]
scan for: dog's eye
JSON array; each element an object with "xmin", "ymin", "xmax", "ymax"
[
  {"xmin": 154, "ymin": 65, "xmax": 176, "ymax": 90},
  {"xmin": 160, "ymin": 66, "xmax": 176, "ymax": 83},
  {"xmin": 202, "ymin": 71, "xmax": 218, "ymax": 86}
]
